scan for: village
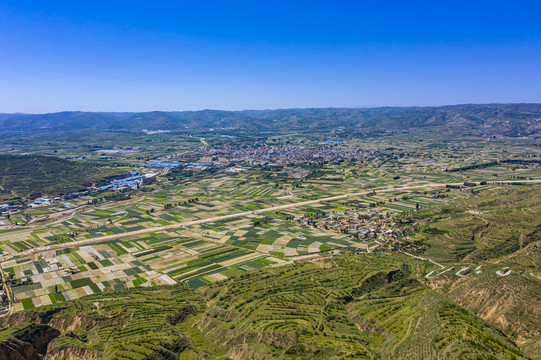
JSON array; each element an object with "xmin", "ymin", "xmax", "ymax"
[
  {"xmin": 0, "ymin": 171, "xmax": 159, "ymax": 221},
  {"xmin": 197, "ymin": 143, "xmax": 385, "ymax": 166},
  {"xmin": 293, "ymin": 207, "xmax": 428, "ymax": 254}
]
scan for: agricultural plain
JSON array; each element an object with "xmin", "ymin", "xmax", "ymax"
[{"xmin": 1, "ymin": 114, "xmax": 541, "ymax": 359}]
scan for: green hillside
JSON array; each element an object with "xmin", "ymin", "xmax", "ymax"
[
  {"xmin": 406, "ymin": 186, "xmax": 541, "ymax": 356},
  {"xmin": 408, "ymin": 186, "xmax": 541, "ymax": 264},
  {"xmin": 0, "ymin": 155, "xmax": 123, "ymax": 198},
  {"xmin": 0, "ymin": 254, "xmax": 529, "ymax": 359}
]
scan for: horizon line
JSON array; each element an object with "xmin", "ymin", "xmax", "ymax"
[{"xmin": 2, "ymin": 102, "xmax": 540, "ymax": 115}]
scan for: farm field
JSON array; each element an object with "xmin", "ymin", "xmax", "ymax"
[
  {"xmin": 1, "ymin": 128, "xmax": 541, "ymax": 359},
  {"xmin": 0, "ymin": 172, "xmax": 470, "ymax": 255},
  {"xmin": 2, "ymin": 0, "xmax": 541, "ymax": 354},
  {"xmin": 2, "ymin": 179, "xmax": 535, "ymax": 315},
  {"xmin": 3, "ymin": 211, "xmax": 373, "ymax": 310}
]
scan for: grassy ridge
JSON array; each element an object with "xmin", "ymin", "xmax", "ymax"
[{"xmin": 197, "ymin": 255, "xmax": 525, "ymax": 359}]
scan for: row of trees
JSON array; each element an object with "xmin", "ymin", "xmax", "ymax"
[
  {"xmin": 446, "ymin": 159, "xmax": 541, "ymax": 173},
  {"xmin": 164, "ymin": 198, "xmax": 199, "ymax": 209}
]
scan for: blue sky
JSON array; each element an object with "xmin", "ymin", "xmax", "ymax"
[{"xmin": 1, "ymin": 1, "xmax": 541, "ymax": 112}]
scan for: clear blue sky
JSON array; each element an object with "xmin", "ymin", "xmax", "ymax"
[{"xmin": 1, "ymin": 1, "xmax": 541, "ymax": 113}]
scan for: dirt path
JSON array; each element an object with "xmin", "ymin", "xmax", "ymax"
[
  {"xmin": 396, "ymin": 250, "xmax": 446, "ymax": 277},
  {"xmin": 455, "ymin": 266, "xmax": 470, "ymax": 276},
  {"xmin": 0, "ymin": 265, "xmax": 14, "ymax": 317},
  {"xmin": 496, "ymin": 267, "xmax": 512, "ymax": 276},
  {"xmin": 200, "ymin": 138, "xmax": 209, "ymax": 149},
  {"xmin": 0, "ymin": 230, "xmax": 33, "ymax": 241}
]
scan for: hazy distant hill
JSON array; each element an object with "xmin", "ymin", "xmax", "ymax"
[
  {"xmin": 243, "ymin": 104, "xmax": 541, "ymax": 136},
  {"xmin": 107, "ymin": 110, "xmax": 266, "ymax": 131},
  {"xmin": 0, "ymin": 111, "xmax": 132, "ymax": 132},
  {"xmin": 2, "ymin": 103, "xmax": 541, "ymax": 136}
]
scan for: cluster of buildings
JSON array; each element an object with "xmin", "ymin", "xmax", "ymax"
[
  {"xmin": 2, "ymin": 195, "xmax": 69, "ymax": 216},
  {"xmin": 145, "ymin": 142, "xmax": 386, "ymax": 174},
  {"xmin": 1, "ymin": 172, "xmax": 159, "ymax": 221},
  {"xmin": 143, "ymin": 161, "xmax": 184, "ymax": 168},
  {"xmin": 294, "ymin": 209, "xmax": 390, "ymax": 239},
  {"xmin": 293, "ymin": 209, "xmax": 427, "ymax": 254},
  {"xmin": 144, "ymin": 160, "xmax": 221, "ymax": 172},
  {"xmin": 99, "ymin": 172, "xmax": 158, "ymax": 191},
  {"xmin": 0, "ymin": 204, "xmax": 20, "ymax": 217},
  {"xmin": 1, "ymin": 196, "xmax": 71, "ymax": 223},
  {"xmin": 198, "ymin": 143, "xmax": 378, "ymax": 166},
  {"xmin": 225, "ymin": 166, "xmax": 248, "ymax": 173},
  {"xmin": 28, "ymin": 196, "xmax": 63, "ymax": 208}
]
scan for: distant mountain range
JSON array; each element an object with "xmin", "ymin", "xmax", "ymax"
[{"xmin": 2, "ymin": 103, "xmax": 541, "ymax": 136}]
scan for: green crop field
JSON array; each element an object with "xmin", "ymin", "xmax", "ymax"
[{"xmin": 1, "ymin": 116, "xmax": 541, "ymax": 359}]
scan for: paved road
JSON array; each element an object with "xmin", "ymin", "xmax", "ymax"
[
  {"xmin": 0, "ymin": 182, "xmax": 449, "ymax": 260},
  {"xmin": 0, "ymin": 179, "xmax": 539, "ymax": 310},
  {"xmin": 2, "ymin": 179, "xmax": 540, "ymax": 262}
]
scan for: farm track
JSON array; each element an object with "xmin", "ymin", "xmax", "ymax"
[
  {"xmin": 2, "ymin": 180, "xmax": 541, "ymax": 261},
  {"xmin": 0, "ymin": 265, "xmax": 14, "ymax": 317}
]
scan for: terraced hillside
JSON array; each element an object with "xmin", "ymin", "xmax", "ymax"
[
  {"xmin": 409, "ymin": 186, "xmax": 541, "ymax": 263},
  {"xmin": 407, "ymin": 186, "xmax": 541, "ymax": 358},
  {"xmin": 0, "ymin": 254, "xmax": 529, "ymax": 359}
]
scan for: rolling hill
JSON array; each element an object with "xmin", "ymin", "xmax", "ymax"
[{"xmin": 2, "ymin": 103, "xmax": 541, "ymax": 136}]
